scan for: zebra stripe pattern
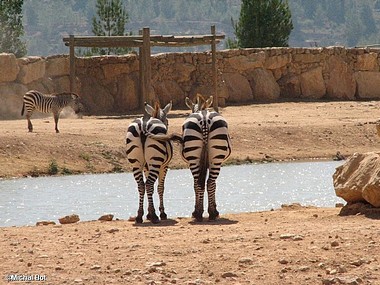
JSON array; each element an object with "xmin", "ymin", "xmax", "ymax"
[
  {"xmin": 21, "ymin": 90, "xmax": 82, "ymax": 133},
  {"xmin": 126, "ymin": 102, "xmax": 173, "ymax": 224},
  {"xmin": 182, "ymin": 94, "xmax": 231, "ymax": 221}
]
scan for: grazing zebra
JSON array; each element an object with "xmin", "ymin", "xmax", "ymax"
[
  {"xmin": 126, "ymin": 101, "xmax": 173, "ymax": 224},
  {"xmin": 21, "ymin": 90, "xmax": 82, "ymax": 133},
  {"xmin": 181, "ymin": 94, "xmax": 232, "ymax": 221}
]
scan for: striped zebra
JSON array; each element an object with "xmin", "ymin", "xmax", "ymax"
[
  {"xmin": 21, "ymin": 90, "xmax": 83, "ymax": 133},
  {"xmin": 181, "ymin": 94, "xmax": 232, "ymax": 221},
  {"xmin": 126, "ymin": 101, "xmax": 173, "ymax": 224}
]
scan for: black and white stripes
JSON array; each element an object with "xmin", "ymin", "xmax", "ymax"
[
  {"xmin": 126, "ymin": 102, "xmax": 173, "ymax": 224},
  {"xmin": 141, "ymin": 94, "xmax": 232, "ymax": 222},
  {"xmin": 21, "ymin": 90, "xmax": 82, "ymax": 133},
  {"xmin": 181, "ymin": 94, "xmax": 232, "ymax": 221}
]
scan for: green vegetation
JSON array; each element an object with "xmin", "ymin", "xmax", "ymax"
[
  {"xmin": 48, "ymin": 159, "xmax": 59, "ymax": 175},
  {"xmin": 0, "ymin": 0, "xmax": 26, "ymax": 57},
  {"xmin": 92, "ymin": 0, "xmax": 132, "ymax": 55},
  {"xmin": 232, "ymin": 0, "xmax": 293, "ymax": 48},
  {"xmin": 19, "ymin": 0, "xmax": 380, "ymax": 56}
]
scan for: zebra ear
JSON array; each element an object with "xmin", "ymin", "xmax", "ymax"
[
  {"xmin": 206, "ymin": 96, "xmax": 213, "ymax": 108},
  {"xmin": 185, "ymin": 97, "xmax": 193, "ymax": 110},
  {"xmin": 163, "ymin": 101, "xmax": 172, "ymax": 115},
  {"xmin": 144, "ymin": 102, "xmax": 154, "ymax": 116}
]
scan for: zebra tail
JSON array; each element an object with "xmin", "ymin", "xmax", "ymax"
[
  {"xmin": 148, "ymin": 133, "xmax": 183, "ymax": 144},
  {"xmin": 197, "ymin": 141, "xmax": 208, "ymax": 189},
  {"xmin": 21, "ymin": 102, "xmax": 25, "ymax": 116}
]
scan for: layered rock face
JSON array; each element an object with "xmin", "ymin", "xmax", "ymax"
[
  {"xmin": 333, "ymin": 152, "xmax": 380, "ymax": 207},
  {"xmin": 2, "ymin": 47, "xmax": 380, "ymax": 118}
]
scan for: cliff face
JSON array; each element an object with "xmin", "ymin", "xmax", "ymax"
[{"xmin": 2, "ymin": 47, "xmax": 380, "ymax": 118}]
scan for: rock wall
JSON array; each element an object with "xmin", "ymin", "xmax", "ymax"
[{"xmin": 2, "ymin": 46, "xmax": 380, "ymax": 118}]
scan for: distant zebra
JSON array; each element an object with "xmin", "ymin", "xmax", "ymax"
[
  {"xmin": 126, "ymin": 101, "xmax": 173, "ymax": 224},
  {"xmin": 21, "ymin": 90, "xmax": 83, "ymax": 133},
  {"xmin": 181, "ymin": 94, "xmax": 232, "ymax": 221}
]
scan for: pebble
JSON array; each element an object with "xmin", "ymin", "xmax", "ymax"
[
  {"xmin": 98, "ymin": 214, "xmax": 114, "ymax": 221},
  {"xmin": 238, "ymin": 257, "xmax": 253, "ymax": 264},
  {"xmin": 90, "ymin": 265, "xmax": 101, "ymax": 270},
  {"xmin": 59, "ymin": 214, "xmax": 80, "ymax": 224},
  {"xmin": 221, "ymin": 272, "xmax": 238, "ymax": 278}
]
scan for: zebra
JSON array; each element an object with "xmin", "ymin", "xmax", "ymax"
[
  {"xmin": 126, "ymin": 101, "xmax": 173, "ymax": 224},
  {"xmin": 181, "ymin": 94, "xmax": 232, "ymax": 221},
  {"xmin": 148, "ymin": 94, "xmax": 232, "ymax": 222},
  {"xmin": 21, "ymin": 90, "xmax": 83, "ymax": 133}
]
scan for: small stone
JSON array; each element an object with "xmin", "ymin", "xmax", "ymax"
[
  {"xmin": 238, "ymin": 257, "xmax": 253, "ymax": 264},
  {"xmin": 36, "ymin": 221, "xmax": 56, "ymax": 226},
  {"xmin": 292, "ymin": 235, "xmax": 304, "ymax": 241},
  {"xmin": 331, "ymin": 241, "xmax": 339, "ymax": 247},
  {"xmin": 90, "ymin": 265, "xmax": 101, "ymax": 270},
  {"xmin": 278, "ymin": 258, "xmax": 289, "ymax": 264},
  {"xmin": 98, "ymin": 214, "xmax": 114, "ymax": 221},
  {"xmin": 221, "ymin": 272, "xmax": 238, "ymax": 278},
  {"xmin": 298, "ymin": 266, "xmax": 310, "ymax": 272},
  {"xmin": 106, "ymin": 228, "xmax": 119, "ymax": 233},
  {"xmin": 280, "ymin": 233, "xmax": 295, "ymax": 239},
  {"xmin": 59, "ymin": 214, "xmax": 80, "ymax": 224}
]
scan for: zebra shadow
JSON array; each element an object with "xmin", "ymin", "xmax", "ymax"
[
  {"xmin": 132, "ymin": 218, "xmax": 178, "ymax": 227},
  {"xmin": 188, "ymin": 217, "xmax": 238, "ymax": 226}
]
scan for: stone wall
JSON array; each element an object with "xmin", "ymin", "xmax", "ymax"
[{"xmin": 1, "ymin": 47, "xmax": 380, "ymax": 118}]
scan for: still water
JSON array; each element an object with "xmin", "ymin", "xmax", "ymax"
[{"xmin": 0, "ymin": 161, "xmax": 344, "ymax": 227}]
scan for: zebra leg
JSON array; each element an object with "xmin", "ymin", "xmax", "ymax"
[
  {"xmin": 133, "ymin": 170, "xmax": 145, "ymax": 224},
  {"xmin": 26, "ymin": 114, "xmax": 33, "ymax": 132},
  {"xmin": 145, "ymin": 175, "xmax": 160, "ymax": 224},
  {"xmin": 157, "ymin": 166, "xmax": 168, "ymax": 220},
  {"xmin": 207, "ymin": 164, "xmax": 222, "ymax": 220},
  {"xmin": 54, "ymin": 112, "xmax": 60, "ymax": 133},
  {"xmin": 207, "ymin": 177, "xmax": 219, "ymax": 220},
  {"xmin": 192, "ymin": 178, "xmax": 205, "ymax": 222}
]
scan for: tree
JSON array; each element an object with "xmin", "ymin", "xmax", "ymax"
[
  {"xmin": 0, "ymin": 0, "xmax": 26, "ymax": 57},
  {"xmin": 232, "ymin": 0, "xmax": 293, "ymax": 48},
  {"xmin": 92, "ymin": 0, "xmax": 131, "ymax": 55}
]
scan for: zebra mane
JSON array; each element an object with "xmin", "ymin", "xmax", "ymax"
[{"xmin": 53, "ymin": 92, "xmax": 79, "ymax": 99}]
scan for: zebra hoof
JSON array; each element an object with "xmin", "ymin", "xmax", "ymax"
[
  {"xmin": 147, "ymin": 213, "xmax": 159, "ymax": 223},
  {"xmin": 192, "ymin": 211, "xmax": 203, "ymax": 222},
  {"xmin": 208, "ymin": 209, "xmax": 220, "ymax": 221},
  {"xmin": 135, "ymin": 216, "xmax": 143, "ymax": 224},
  {"xmin": 160, "ymin": 213, "xmax": 168, "ymax": 220}
]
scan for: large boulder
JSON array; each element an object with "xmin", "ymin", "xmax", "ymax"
[
  {"xmin": 333, "ymin": 152, "xmax": 380, "ymax": 207},
  {"xmin": 0, "ymin": 83, "xmax": 27, "ymax": 119},
  {"xmin": 299, "ymin": 67, "xmax": 326, "ymax": 99},
  {"xmin": 325, "ymin": 56, "xmax": 356, "ymax": 100},
  {"xmin": 355, "ymin": 71, "xmax": 380, "ymax": 99},
  {"xmin": 0, "ymin": 53, "xmax": 20, "ymax": 82},
  {"xmin": 223, "ymin": 72, "xmax": 252, "ymax": 103},
  {"xmin": 248, "ymin": 68, "xmax": 280, "ymax": 101}
]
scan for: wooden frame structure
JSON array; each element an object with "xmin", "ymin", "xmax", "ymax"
[{"xmin": 63, "ymin": 26, "xmax": 225, "ymax": 111}]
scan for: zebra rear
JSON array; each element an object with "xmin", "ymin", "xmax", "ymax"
[
  {"xmin": 21, "ymin": 90, "xmax": 82, "ymax": 133},
  {"xmin": 126, "ymin": 102, "xmax": 173, "ymax": 224},
  {"xmin": 182, "ymin": 94, "xmax": 231, "ymax": 221}
]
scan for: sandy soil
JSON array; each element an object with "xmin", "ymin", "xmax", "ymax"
[{"xmin": 1, "ymin": 101, "xmax": 380, "ymax": 284}]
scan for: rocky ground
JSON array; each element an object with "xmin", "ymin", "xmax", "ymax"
[{"xmin": 1, "ymin": 101, "xmax": 380, "ymax": 284}]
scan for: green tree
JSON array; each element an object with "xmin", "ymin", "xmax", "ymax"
[
  {"xmin": 92, "ymin": 0, "xmax": 131, "ymax": 55},
  {"xmin": 0, "ymin": 0, "xmax": 26, "ymax": 57},
  {"xmin": 232, "ymin": 0, "xmax": 293, "ymax": 48}
]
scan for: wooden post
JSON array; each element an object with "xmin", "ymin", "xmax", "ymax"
[
  {"xmin": 211, "ymin": 25, "xmax": 218, "ymax": 112},
  {"xmin": 141, "ymin": 27, "xmax": 152, "ymax": 107},
  {"xmin": 69, "ymin": 35, "xmax": 75, "ymax": 92},
  {"xmin": 138, "ymin": 29, "xmax": 144, "ymax": 112}
]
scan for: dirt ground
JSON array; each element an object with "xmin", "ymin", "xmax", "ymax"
[{"xmin": 1, "ymin": 101, "xmax": 380, "ymax": 284}]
